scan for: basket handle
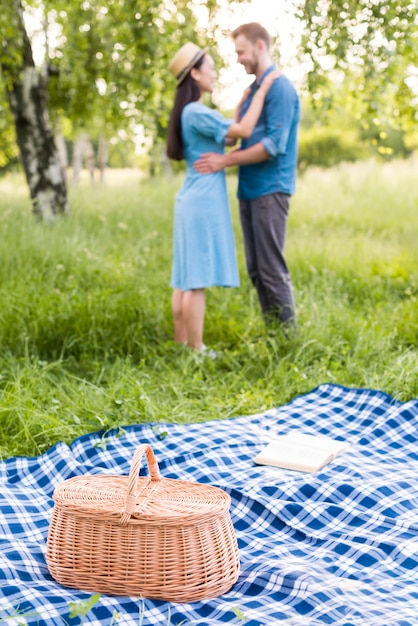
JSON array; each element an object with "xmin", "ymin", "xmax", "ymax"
[{"xmin": 119, "ymin": 444, "xmax": 161, "ymax": 526}]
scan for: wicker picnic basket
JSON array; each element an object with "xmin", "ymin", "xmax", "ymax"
[{"xmin": 46, "ymin": 443, "xmax": 240, "ymax": 601}]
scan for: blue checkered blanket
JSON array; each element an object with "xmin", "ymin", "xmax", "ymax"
[{"xmin": 1, "ymin": 383, "xmax": 418, "ymax": 625}]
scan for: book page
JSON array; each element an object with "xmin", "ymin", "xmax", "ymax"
[
  {"xmin": 284, "ymin": 432, "xmax": 350, "ymax": 457},
  {"xmin": 254, "ymin": 433, "xmax": 350, "ymax": 473}
]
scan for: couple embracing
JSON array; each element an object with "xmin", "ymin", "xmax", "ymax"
[{"xmin": 167, "ymin": 22, "xmax": 300, "ymax": 355}]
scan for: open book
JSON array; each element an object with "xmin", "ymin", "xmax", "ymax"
[{"xmin": 254, "ymin": 432, "xmax": 350, "ymax": 473}]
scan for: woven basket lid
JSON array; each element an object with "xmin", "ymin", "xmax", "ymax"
[{"xmin": 52, "ymin": 444, "xmax": 231, "ymax": 527}]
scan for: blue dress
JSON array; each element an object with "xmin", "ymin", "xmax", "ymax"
[{"xmin": 170, "ymin": 102, "xmax": 240, "ymax": 291}]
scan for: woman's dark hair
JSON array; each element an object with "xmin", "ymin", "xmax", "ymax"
[{"xmin": 166, "ymin": 55, "xmax": 205, "ymax": 161}]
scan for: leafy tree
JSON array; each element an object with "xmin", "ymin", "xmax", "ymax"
[
  {"xmin": 0, "ymin": 0, "xmax": 235, "ymax": 205},
  {"xmin": 297, "ymin": 0, "xmax": 418, "ymax": 142},
  {"xmin": 0, "ymin": 0, "xmax": 68, "ymax": 218},
  {"xmin": 44, "ymin": 0, "xmax": 204, "ymax": 173},
  {"xmin": 5, "ymin": 0, "xmax": 417, "ymax": 210},
  {"xmin": 0, "ymin": 95, "xmax": 19, "ymax": 170}
]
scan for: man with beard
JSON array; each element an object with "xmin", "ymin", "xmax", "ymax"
[{"xmin": 194, "ymin": 23, "xmax": 300, "ymax": 332}]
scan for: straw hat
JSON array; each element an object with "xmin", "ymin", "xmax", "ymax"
[{"xmin": 169, "ymin": 42, "xmax": 207, "ymax": 84}]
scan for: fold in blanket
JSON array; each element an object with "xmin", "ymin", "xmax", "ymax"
[{"xmin": 1, "ymin": 383, "xmax": 418, "ymax": 625}]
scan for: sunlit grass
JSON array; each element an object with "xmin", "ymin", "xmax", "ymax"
[{"xmin": 0, "ymin": 160, "xmax": 417, "ymax": 458}]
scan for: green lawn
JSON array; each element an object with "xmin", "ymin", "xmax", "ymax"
[{"xmin": 0, "ymin": 159, "xmax": 417, "ymax": 458}]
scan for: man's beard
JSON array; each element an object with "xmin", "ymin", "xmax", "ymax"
[{"xmin": 248, "ymin": 53, "xmax": 259, "ymax": 75}]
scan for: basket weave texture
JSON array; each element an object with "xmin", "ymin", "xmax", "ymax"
[{"xmin": 46, "ymin": 444, "xmax": 240, "ymax": 601}]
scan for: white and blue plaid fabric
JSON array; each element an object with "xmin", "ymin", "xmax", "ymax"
[{"xmin": 1, "ymin": 383, "xmax": 417, "ymax": 625}]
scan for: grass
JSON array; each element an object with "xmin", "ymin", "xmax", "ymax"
[{"xmin": 0, "ymin": 159, "xmax": 417, "ymax": 459}]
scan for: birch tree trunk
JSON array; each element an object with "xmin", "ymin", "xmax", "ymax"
[
  {"xmin": 2, "ymin": 0, "xmax": 69, "ymax": 220},
  {"xmin": 149, "ymin": 138, "xmax": 172, "ymax": 177},
  {"xmin": 72, "ymin": 133, "xmax": 85, "ymax": 185},
  {"xmin": 98, "ymin": 135, "xmax": 108, "ymax": 183},
  {"xmin": 55, "ymin": 132, "xmax": 68, "ymax": 184},
  {"xmin": 84, "ymin": 137, "xmax": 95, "ymax": 183}
]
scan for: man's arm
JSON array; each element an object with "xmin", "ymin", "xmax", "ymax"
[
  {"xmin": 195, "ymin": 74, "xmax": 297, "ymax": 174},
  {"xmin": 194, "ymin": 142, "xmax": 269, "ymax": 174}
]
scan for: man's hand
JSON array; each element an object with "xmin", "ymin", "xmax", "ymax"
[{"xmin": 194, "ymin": 152, "xmax": 226, "ymax": 174}]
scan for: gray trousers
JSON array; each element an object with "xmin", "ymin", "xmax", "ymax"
[{"xmin": 239, "ymin": 192, "xmax": 296, "ymax": 325}]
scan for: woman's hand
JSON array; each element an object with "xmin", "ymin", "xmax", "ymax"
[{"xmin": 258, "ymin": 69, "xmax": 281, "ymax": 95}]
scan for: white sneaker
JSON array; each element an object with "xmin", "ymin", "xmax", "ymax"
[{"xmin": 200, "ymin": 344, "xmax": 218, "ymax": 360}]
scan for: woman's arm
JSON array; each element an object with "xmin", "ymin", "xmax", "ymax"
[
  {"xmin": 234, "ymin": 86, "xmax": 251, "ymax": 122},
  {"xmin": 226, "ymin": 69, "xmax": 281, "ymax": 139},
  {"xmin": 225, "ymin": 86, "xmax": 252, "ymax": 146}
]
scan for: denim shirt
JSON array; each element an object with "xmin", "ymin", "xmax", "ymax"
[{"xmin": 237, "ymin": 66, "xmax": 301, "ymax": 200}]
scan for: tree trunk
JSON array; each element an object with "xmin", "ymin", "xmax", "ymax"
[
  {"xmin": 3, "ymin": 1, "xmax": 69, "ymax": 220},
  {"xmin": 98, "ymin": 135, "xmax": 108, "ymax": 183},
  {"xmin": 55, "ymin": 132, "xmax": 68, "ymax": 184},
  {"xmin": 84, "ymin": 137, "xmax": 95, "ymax": 183},
  {"xmin": 149, "ymin": 138, "xmax": 172, "ymax": 177},
  {"xmin": 72, "ymin": 134, "xmax": 85, "ymax": 185}
]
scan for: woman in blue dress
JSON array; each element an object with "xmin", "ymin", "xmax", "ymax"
[{"xmin": 167, "ymin": 42, "xmax": 279, "ymax": 354}]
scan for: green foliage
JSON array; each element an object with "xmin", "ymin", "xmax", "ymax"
[
  {"xmin": 43, "ymin": 0, "xmax": 216, "ymax": 142},
  {"xmin": 0, "ymin": 604, "xmax": 39, "ymax": 624},
  {"xmin": 232, "ymin": 606, "xmax": 247, "ymax": 621},
  {"xmin": 0, "ymin": 1, "xmax": 36, "ymax": 173},
  {"xmin": 107, "ymin": 137, "xmax": 137, "ymax": 168},
  {"xmin": 68, "ymin": 594, "xmax": 100, "ymax": 620},
  {"xmin": 1, "ymin": 0, "xmax": 245, "ymax": 170},
  {"xmin": 2, "ymin": 0, "xmax": 417, "ymax": 176},
  {"xmin": 0, "ymin": 101, "xmax": 19, "ymax": 171},
  {"xmin": 299, "ymin": 85, "xmax": 414, "ymax": 166},
  {"xmin": 298, "ymin": 125, "xmax": 369, "ymax": 170},
  {"xmin": 0, "ymin": 0, "xmax": 25, "ymax": 80},
  {"xmin": 360, "ymin": 123, "xmax": 413, "ymax": 160},
  {"xmin": 0, "ymin": 161, "xmax": 417, "ymax": 459},
  {"xmin": 297, "ymin": 0, "xmax": 418, "ymax": 132}
]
